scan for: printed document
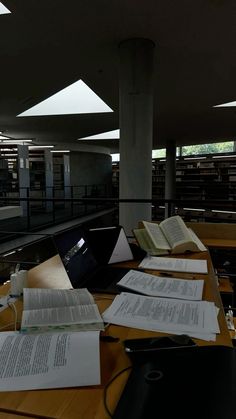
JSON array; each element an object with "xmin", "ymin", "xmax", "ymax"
[
  {"xmin": 117, "ymin": 269, "xmax": 204, "ymax": 300},
  {"xmin": 102, "ymin": 292, "xmax": 219, "ymax": 341},
  {"xmin": 0, "ymin": 331, "xmax": 100, "ymax": 391},
  {"xmin": 139, "ymin": 255, "xmax": 208, "ymax": 274}
]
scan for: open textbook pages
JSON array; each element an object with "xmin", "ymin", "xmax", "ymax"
[
  {"xmin": 134, "ymin": 215, "xmax": 207, "ymax": 255},
  {"xmin": 102, "ymin": 292, "xmax": 219, "ymax": 341},
  {"xmin": 117, "ymin": 269, "xmax": 204, "ymax": 300},
  {"xmin": 21, "ymin": 288, "xmax": 104, "ymax": 333},
  {"xmin": 138, "ymin": 255, "xmax": 208, "ymax": 274},
  {"xmin": 0, "ymin": 331, "xmax": 100, "ymax": 391}
]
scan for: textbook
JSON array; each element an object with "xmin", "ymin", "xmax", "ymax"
[
  {"xmin": 21, "ymin": 288, "xmax": 104, "ymax": 333},
  {"xmin": 133, "ymin": 215, "xmax": 207, "ymax": 255}
]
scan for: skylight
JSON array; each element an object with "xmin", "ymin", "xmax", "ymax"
[
  {"xmin": 79, "ymin": 129, "xmax": 120, "ymax": 140},
  {"xmin": 0, "ymin": 3, "xmax": 11, "ymax": 15},
  {"xmin": 17, "ymin": 80, "xmax": 113, "ymax": 117},
  {"xmin": 213, "ymin": 101, "xmax": 236, "ymax": 107}
]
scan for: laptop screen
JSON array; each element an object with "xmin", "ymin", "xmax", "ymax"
[{"xmin": 53, "ymin": 226, "xmax": 98, "ymax": 288}]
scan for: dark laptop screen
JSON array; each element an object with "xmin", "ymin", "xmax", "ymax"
[{"xmin": 53, "ymin": 227, "xmax": 98, "ymax": 288}]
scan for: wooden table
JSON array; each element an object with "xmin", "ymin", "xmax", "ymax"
[
  {"xmin": 186, "ymin": 222, "xmax": 236, "ymax": 249},
  {"xmin": 0, "ymin": 250, "xmax": 232, "ymax": 419}
]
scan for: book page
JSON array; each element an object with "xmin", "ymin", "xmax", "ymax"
[
  {"xmin": 23, "ymin": 288, "xmax": 94, "ymax": 310},
  {"xmin": 117, "ymin": 269, "xmax": 204, "ymax": 300},
  {"xmin": 188, "ymin": 229, "xmax": 207, "ymax": 251},
  {"xmin": 21, "ymin": 304, "xmax": 104, "ymax": 332},
  {"xmin": 142, "ymin": 221, "xmax": 171, "ymax": 249},
  {"xmin": 0, "ymin": 331, "xmax": 100, "ymax": 391},
  {"xmin": 160, "ymin": 215, "xmax": 192, "ymax": 249},
  {"xmin": 133, "ymin": 228, "xmax": 169, "ymax": 255}
]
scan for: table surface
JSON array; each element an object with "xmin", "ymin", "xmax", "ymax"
[{"xmin": 0, "ymin": 249, "xmax": 232, "ymax": 419}]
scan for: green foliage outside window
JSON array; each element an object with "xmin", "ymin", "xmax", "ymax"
[
  {"xmin": 181, "ymin": 141, "xmax": 234, "ymax": 156},
  {"xmin": 112, "ymin": 141, "xmax": 235, "ymax": 161}
]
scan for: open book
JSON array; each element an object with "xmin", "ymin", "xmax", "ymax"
[
  {"xmin": 21, "ymin": 288, "xmax": 104, "ymax": 333},
  {"xmin": 133, "ymin": 215, "xmax": 207, "ymax": 255}
]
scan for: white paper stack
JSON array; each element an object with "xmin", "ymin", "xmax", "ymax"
[
  {"xmin": 117, "ymin": 270, "xmax": 204, "ymax": 300},
  {"xmin": 103, "ymin": 292, "xmax": 220, "ymax": 341},
  {"xmin": 138, "ymin": 255, "xmax": 208, "ymax": 274}
]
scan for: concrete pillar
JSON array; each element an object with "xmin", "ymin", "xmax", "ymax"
[
  {"xmin": 119, "ymin": 38, "xmax": 155, "ymax": 236},
  {"xmin": 164, "ymin": 139, "xmax": 176, "ymax": 218}
]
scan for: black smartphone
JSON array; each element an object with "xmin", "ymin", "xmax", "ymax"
[{"xmin": 123, "ymin": 334, "xmax": 197, "ymax": 354}]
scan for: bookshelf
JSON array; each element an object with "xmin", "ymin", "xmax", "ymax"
[
  {"xmin": 0, "ymin": 147, "xmax": 18, "ymax": 194},
  {"xmin": 112, "ymin": 152, "xmax": 236, "ymax": 222},
  {"xmin": 53, "ymin": 155, "xmax": 64, "ymax": 190},
  {"xmin": 112, "ymin": 162, "xmax": 119, "ymax": 196},
  {"xmin": 29, "ymin": 153, "xmax": 45, "ymax": 190}
]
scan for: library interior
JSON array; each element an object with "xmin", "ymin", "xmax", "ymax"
[{"xmin": 0, "ymin": 2, "xmax": 235, "ymax": 418}]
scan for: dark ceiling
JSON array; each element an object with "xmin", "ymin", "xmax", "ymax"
[{"xmin": 1, "ymin": 0, "xmax": 236, "ymax": 153}]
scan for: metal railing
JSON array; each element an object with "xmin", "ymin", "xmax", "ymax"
[{"xmin": 0, "ymin": 192, "xmax": 235, "ymax": 232}]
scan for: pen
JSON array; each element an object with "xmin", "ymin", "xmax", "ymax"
[{"xmin": 159, "ymin": 272, "xmax": 196, "ymax": 279}]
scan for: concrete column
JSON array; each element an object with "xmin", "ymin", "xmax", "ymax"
[
  {"xmin": 119, "ymin": 38, "xmax": 155, "ymax": 236},
  {"xmin": 17, "ymin": 145, "xmax": 30, "ymax": 216},
  {"xmin": 164, "ymin": 139, "xmax": 176, "ymax": 218}
]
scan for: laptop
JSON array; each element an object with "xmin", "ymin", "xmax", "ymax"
[
  {"xmin": 53, "ymin": 225, "xmax": 134, "ymax": 294},
  {"xmin": 113, "ymin": 345, "xmax": 236, "ymax": 419}
]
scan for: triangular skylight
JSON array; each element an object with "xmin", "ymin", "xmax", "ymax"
[
  {"xmin": 214, "ymin": 101, "xmax": 236, "ymax": 107},
  {"xmin": 78, "ymin": 129, "xmax": 120, "ymax": 140},
  {"xmin": 17, "ymin": 80, "xmax": 113, "ymax": 117},
  {"xmin": 0, "ymin": 2, "xmax": 11, "ymax": 14}
]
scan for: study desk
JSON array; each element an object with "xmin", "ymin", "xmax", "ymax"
[
  {"xmin": 185, "ymin": 222, "xmax": 236, "ymax": 249},
  {"xmin": 0, "ymin": 250, "xmax": 232, "ymax": 419}
]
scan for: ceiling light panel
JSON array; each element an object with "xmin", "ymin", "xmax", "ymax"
[
  {"xmin": 78, "ymin": 129, "xmax": 120, "ymax": 140},
  {"xmin": 17, "ymin": 80, "xmax": 113, "ymax": 117},
  {"xmin": 214, "ymin": 101, "xmax": 236, "ymax": 107},
  {"xmin": 0, "ymin": 2, "xmax": 11, "ymax": 15}
]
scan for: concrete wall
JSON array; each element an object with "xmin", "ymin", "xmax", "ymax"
[{"xmin": 69, "ymin": 151, "xmax": 112, "ymax": 195}]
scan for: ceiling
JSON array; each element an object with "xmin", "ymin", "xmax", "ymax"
[{"xmin": 1, "ymin": 0, "xmax": 236, "ymax": 153}]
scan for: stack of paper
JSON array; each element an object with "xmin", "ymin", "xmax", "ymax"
[
  {"xmin": 138, "ymin": 255, "xmax": 208, "ymax": 274},
  {"xmin": 102, "ymin": 292, "xmax": 219, "ymax": 341},
  {"xmin": 117, "ymin": 270, "xmax": 204, "ymax": 300}
]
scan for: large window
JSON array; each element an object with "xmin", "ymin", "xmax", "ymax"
[
  {"xmin": 111, "ymin": 141, "xmax": 235, "ymax": 161},
  {"xmin": 181, "ymin": 141, "xmax": 234, "ymax": 156}
]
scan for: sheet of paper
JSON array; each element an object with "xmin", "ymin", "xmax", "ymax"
[
  {"xmin": 102, "ymin": 292, "xmax": 219, "ymax": 339},
  {"xmin": 117, "ymin": 270, "xmax": 204, "ymax": 300},
  {"xmin": 139, "ymin": 255, "xmax": 208, "ymax": 274},
  {"xmin": 0, "ymin": 331, "xmax": 100, "ymax": 391}
]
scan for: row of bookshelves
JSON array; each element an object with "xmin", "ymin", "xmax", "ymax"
[
  {"xmin": 112, "ymin": 152, "xmax": 236, "ymax": 222},
  {"xmin": 0, "ymin": 147, "xmax": 65, "ymax": 193}
]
